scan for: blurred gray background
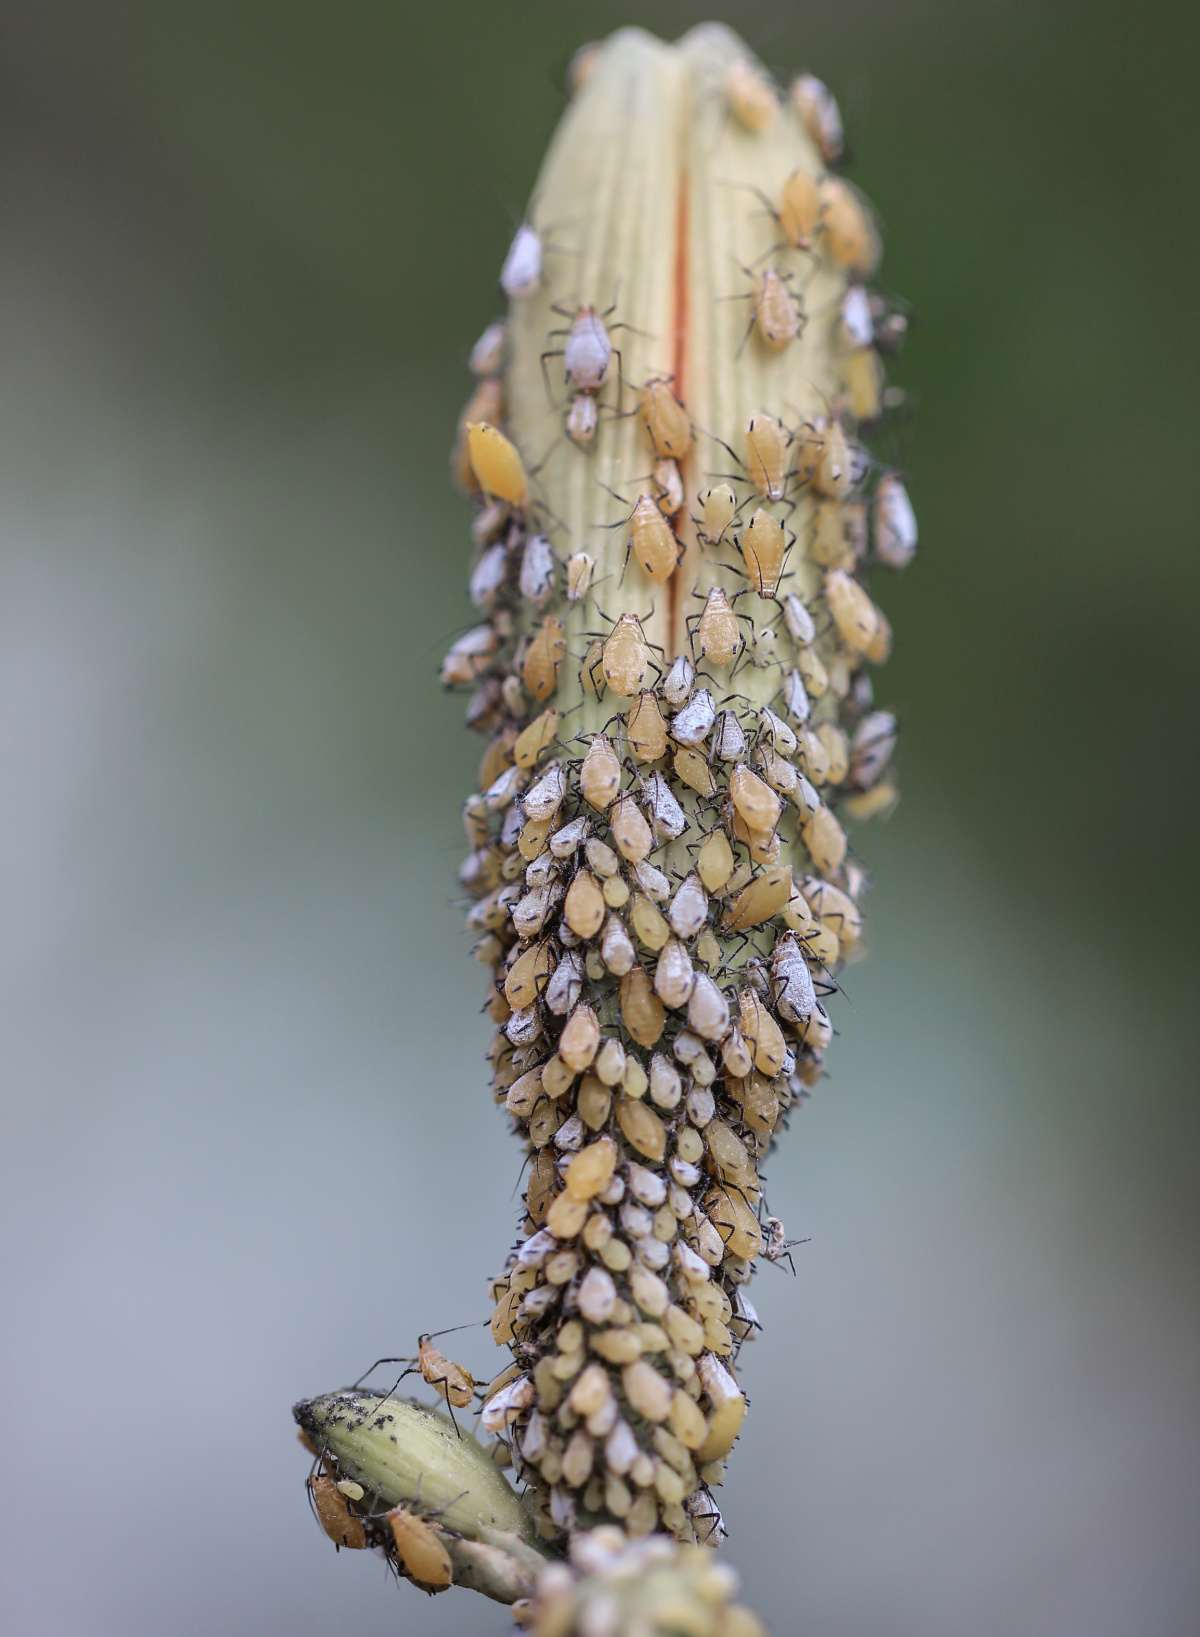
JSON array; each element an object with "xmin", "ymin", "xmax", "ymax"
[{"xmin": 1, "ymin": 2, "xmax": 1196, "ymax": 1634}]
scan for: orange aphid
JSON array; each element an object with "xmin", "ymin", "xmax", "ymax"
[
  {"xmin": 466, "ymin": 421, "xmax": 528, "ymax": 508},
  {"xmin": 417, "ymin": 1332, "xmax": 475, "ymax": 1408},
  {"xmin": 640, "ymin": 378, "xmax": 692, "ymax": 460},
  {"xmin": 309, "ymin": 1474, "xmax": 367, "ymax": 1550},
  {"xmin": 523, "ymin": 615, "xmax": 566, "ymax": 700},
  {"xmin": 387, "ymin": 1507, "xmax": 453, "ymax": 1592}
]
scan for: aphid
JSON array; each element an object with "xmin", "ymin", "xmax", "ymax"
[
  {"xmin": 597, "ymin": 612, "xmax": 653, "ymax": 696},
  {"xmin": 523, "ymin": 615, "xmax": 566, "ymax": 700},
  {"xmin": 640, "ymin": 378, "xmax": 692, "ymax": 460},
  {"xmin": 669, "ymin": 872, "xmax": 709, "ymax": 940},
  {"xmin": 753, "ymin": 267, "xmax": 804, "ymax": 350},
  {"xmin": 661, "ymin": 652, "xmax": 695, "ymax": 706},
  {"xmin": 468, "ymin": 541, "xmax": 507, "ymax": 611},
  {"xmin": 626, "ymin": 691, "xmax": 669, "ymax": 762},
  {"xmin": 387, "ymin": 1507, "xmax": 454, "ymax": 1592},
  {"xmin": 566, "ymin": 392, "xmax": 599, "ymax": 447},
  {"xmin": 693, "ymin": 586, "xmax": 740, "ymax": 668},
  {"xmin": 581, "ymin": 734, "xmax": 622, "ymax": 810},
  {"xmin": 874, "ymin": 474, "xmax": 917, "ymax": 569},
  {"xmin": 740, "ymin": 508, "xmax": 789, "ymax": 597},
  {"xmin": 824, "ymin": 569, "xmax": 880, "ymax": 655},
  {"xmin": 849, "ymin": 710, "xmax": 898, "ymax": 789},
  {"xmin": 469, "ymin": 319, "xmax": 506, "ymax": 377},
  {"xmin": 729, "ymin": 764, "xmax": 783, "ymax": 834},
  {"xmin": 653, "ymin": 458, "xmax": 685, "ymax": 518},
  {"xmin": 723, "ymin": 865, "xmax": 792, "ymax": 932},
  {"xmin": 770, "ymin": 933, "xmax": 816, "ymax": 1023},
  {"xmin": 696, "ymin": 827, "xmax": 735, "ymax": 892},
  {"xmin": 791, "ymin": 73, "xmax": 844, "ymax": 166},
  {"xmin": 623, "ymin": 492, "xmax": 680, "ymax": 583},
  {"xmin": 697, "ymin": 482, "xmax": 737, "ymax": 547},
  {"xmin": 547, "ymin": 305, "xmax": 615, "ymax": 393},
  {"xmin": 466, "ymin": 421, "xmax": 528, "ymax": 509},
  {"xmin": 712, "ymin": 709, "xmax": 746, "ymax": 761},
  {"xmin": 440, "ymin": 624, "xmax": 497, "ymax": 688},
  {"xmin": 744, "ymin": 413, "xmax": 792, "ymax": 502},
  {"xmin": 819, "ymin": 177, "xmax": 881, "ymax": 279},
  {"xmin": 564, "ymin": 868, "xmax": 606, "ymax": 938},
  {"xmin": 500, "ymin": 222, "xmax": 542, "ymax": 299},
  {"xmin": 726, "ymin": 58, "xmax": 778, "ymax": 131},
  {"xmin": 778, "ymin": 167, "xmax": 822, "ymax": 250},
  {"xmin": 565, "ymin": 551, "xmax": 595, "ymax": 601},
  {"xmin": 671, "ymin": 687, "xmax": 716, "ymax": 747},
  {"xmin": 813, "ymin": 421, "xmax": 856, "ymax": 500},
  {"xmin": 309, "ymin": 1474, "xmax": 367, "ymax": 1550},
  {"xmin": 413, "ymin": 1332, "xmax": 476, "ymax": 1409},
  {"xmin": 843, "ymin": 347, "xmax": 885, "ymax": 423},
  {"xmin": 519, "ymin": 535, "xmax": 557, "ymax": 606},
  {"xmin": 840, "ymin": 286, "xmax": 874, "ymax": 349}
]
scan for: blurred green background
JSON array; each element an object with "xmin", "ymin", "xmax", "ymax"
[{"xmin": 1, "ymin": 2, "xmax": 1196, "ymax": 1634}]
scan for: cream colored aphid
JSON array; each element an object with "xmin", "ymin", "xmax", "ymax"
[
  {"xmin": 726, "ymin": 58, "xmax": 778, "ymax": 131},
  {"xmin": 819, "ymin": 176, "xmax": 881, "ymax": 278},
  {"xmin": 468, "ymin": 319, "xmax": 506, "ymax": 376},
  {"xmin": 566, "ymin": 391, "xmax": 599, "ymax": 447},
  {"xmin": 753, "ymin": 267, "xmax": 804, "ymax": 350},
  {"xmin": 598, "ymin": 613, "xmax": 653, "ymax": 696},
  {"xmin": 697, "ymin": 482, "xmax": 737, "ymax": 546},
  {"xmin": 693, "ymin": 587, "xmax": 740, "ymax": 668},
  {"xmin": 778, "ymin": 167, "xmax": 822, "ymax": 250},
  {"xmin": 500, "ymin": 221, "xmax": 543, "ymax": 299},
  {"xmin": 740, "ymin": 509, "xmax": 789, "ymax": 598},
  {"xmin": 744, "ymin": 413, "xmax": 792, "ymax": 502}
]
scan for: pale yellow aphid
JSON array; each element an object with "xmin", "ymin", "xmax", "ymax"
[
  {"xmin": 627, "ymin": 492, "xmax": 680, "ymax": 583},
  {"xmin": 740, "ymin": 509, "xmax": 788, "ymax": 598},
  {"xmin": 723, "ymin": 865, "xmax": 792, "ymax": 931},
  {"xmin": 726, "ymin": 58, "xmax": 778, "ymax": 131},
  {"xmin": 640, "ymin": 378, "xmax": 692, "ymax": 460},
  {"xmin": 696, "ymin": 827, "xmax": 735, "ymax": 892},
  {"xmin": 619, "ymin": 966, "xmax": 665, "ymax": 1048},
  {"xmin": 466, "ymin": 421, "xmax": 528, "ymax": 509},
  {"xmin": 609, "ymin": 793, "xmax": 653, "ymax": 863},
  {"xmin": 778, "ymin": 167, "xmax": 822, "ymax": 250},
  {"xmin": 744, "ymin": 413, "xmax": 791, "ymax": 502},
  {"xmin": 698, "ymin": 483, "xmax": 737, "ymax": 546},
  {"xmin": 581, "ymin": 735, "xmax": 622, "ymax": 810},
  {"xmin": 843, "ymin": 347, "xmax": 884, "ymax": 422},
  {"xmin": 694, "ymin": 586, "xmax": 740, "ymax": 668},
  {"xmin": 387, "ymin": 1507, "xmax": 453, "ymax": 1592},
  {"xmin": 564, "ymin": 868, "xmax": 606, "ymax": 938},
  {"xmin": 729, "ymin": 764, "xmax": 783, "ymax": 834},
  {"xmin": 504, "ymin": 940, "xmax": 554, "ymax": 1008},
  {"xmin": 803, "ymin": 803, "xmax": 848, "ymax": 875},
  {"xmin": 627, "ymin": 691, "xmax": 668, "ymax": 762},
  {"xmin": 599, "ymin": 612, "xmax": 653, "ymax": 696},
  {"xmin": 523, "ymin": 614, "xmax": 566, "ymax": 700},
  {"xmin": 813, "ymin": 420, "xmax": 855, "ymax": 500},
  {"xmin": 309, "ymin": 1473, "xmax": 367, "ymax": 1550},
  {"xmin": 754, "ymin": 268, "xmax": 803, "ymax": 350},
  {"xmin": 565, "ymin": 551, "xmax": 595, "ymax": 601},
  {"xmin": 819, "ymin": 176, "xmax": 882, "ymax": 278},
  {"xmin": 824, "ymin": 569, "xmax": 881, "ymax": 654}
]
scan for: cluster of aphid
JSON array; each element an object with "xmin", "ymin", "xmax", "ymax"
[{"xmin": 438, "ymin": 38, "xmax": 915, "ymax": 1556}]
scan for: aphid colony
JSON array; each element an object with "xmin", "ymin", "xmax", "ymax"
[{"xmin": 440, "ymin": 28, "xmax": 912, "ymax": 1556}]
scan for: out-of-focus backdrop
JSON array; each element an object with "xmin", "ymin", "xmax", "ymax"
[{"xmin": 2, "ymin": 3, "xmax": 1196, "ymax": 1634}]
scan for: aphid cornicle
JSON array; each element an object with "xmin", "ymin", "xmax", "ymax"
[{"xmin": 500, "ymin": 222, "xmax": 542, "ymax": 299}]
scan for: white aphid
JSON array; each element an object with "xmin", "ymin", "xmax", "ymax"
[
  {"xmin": 500, "ymin": 224, "xmax": 542, "ymax": 299},
  {"xmin": 874, "ymin": 474, "xmax": 918, "ymax": 569}
]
